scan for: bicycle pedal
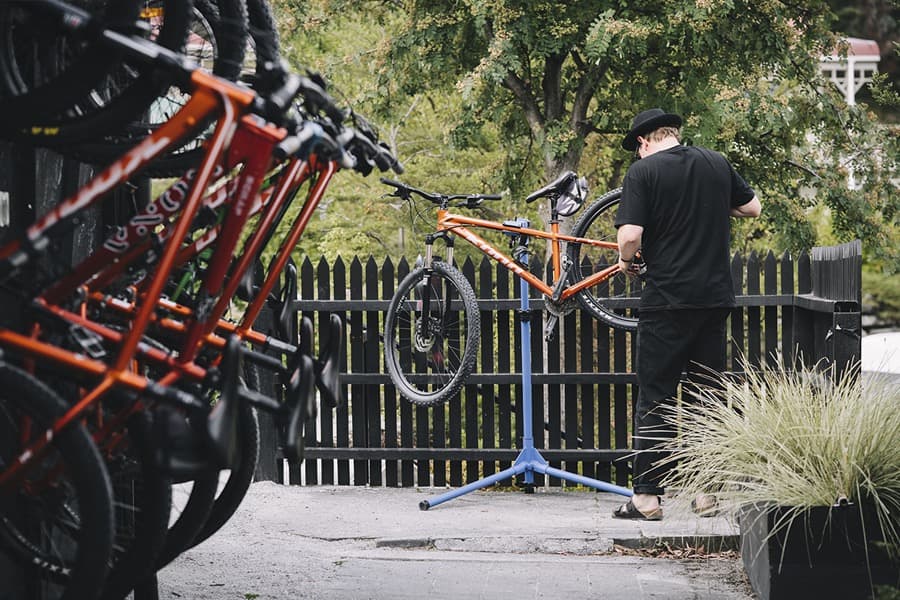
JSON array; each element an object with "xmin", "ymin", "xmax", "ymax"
[
  {"xmin": 543, "ymin": 313, "xmax": 558, "ymax": 342},
  {"xmin": 68, "ymin": 324, "xmax": 106, "ymax": 359}
]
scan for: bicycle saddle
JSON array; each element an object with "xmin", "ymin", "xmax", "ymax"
[
  {"xmin": 525, "ymin": 170, "xmax": 576, "ymax": 203},
  {"xmin": 282, "ymin": 353, "xmax": 315, "ymax": 463},
  {"xmin": 205, "ymin": 335, "xmax": 245, "ymax": 470},
  {"xmin": 315, "ymin": 314, "xmax": 345, "ymax": 409},
  {"xmin": 277, "ymin": 260, "xmax": 298, "ymax": 342}
]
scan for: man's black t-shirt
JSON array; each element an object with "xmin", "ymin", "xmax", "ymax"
[{"xmin": 614, "ymin": 145, "xmax": 755, "ymax": 310}]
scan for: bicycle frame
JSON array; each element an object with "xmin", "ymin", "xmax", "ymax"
[
  {"xmin": 0, "ymin": 68, "xmax": 260, "ymax": 485},
  {"xmin": 434, "ymin": 208, "xmax": 620, "ymax": 303}
]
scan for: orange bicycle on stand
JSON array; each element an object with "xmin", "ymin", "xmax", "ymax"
[{"xmin": 380, "ymin": 171, "xmax": 640, "ymax": 406}]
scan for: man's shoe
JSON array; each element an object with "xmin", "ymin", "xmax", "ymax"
[
  {"xmin": 612, "ymin": 498, "xmax": 663, "ymax": 521},
  {"xmin": 691, "ymin": 494, "xmax": 720, "ymax": 517}
]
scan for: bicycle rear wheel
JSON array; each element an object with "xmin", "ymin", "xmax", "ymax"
[
  {"xmin": 70, "ymin": 0, "xmax": 250, "ymax": 176},
  {"xmin": 567, "ymin": 188, "xmax": 640, "ymax": 331},
  {"xmin": 99, "ymin": 411, "xmax": 172, "ymax": 600},
  {"xmin": 0, "ymin": 0, "xmax": 142, "ymax": 124},
  {"xmin": 384, "ymin": 261, "xmax": 480, "ymax": 406},
  {"xmin": 0, "ymin": 363, "xmax": 114, "ymax": 600}
]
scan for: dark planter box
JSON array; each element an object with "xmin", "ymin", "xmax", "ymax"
[{"xmin": 740, "ymin": 503, "xmax": 899, "ymax": 600}]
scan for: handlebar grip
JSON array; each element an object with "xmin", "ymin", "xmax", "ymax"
[
  {"xmin": 273, "ymin": 122, "xmax": 326, "ymax": 160},
  {"xmin": 265, "ymin": 71, "xmax": 303, "ymax": 118},
  {"xmin": 298, "ymin": 78, "xmax": 345, "ymax": 126},
  {"xmin": 378, "ymin": 177, "xmax": 406, "ymax": 188}
]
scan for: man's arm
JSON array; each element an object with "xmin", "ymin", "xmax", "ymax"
[
  {"xmin": 617, "ymin": 223, "xmax": 644, "ymax": 276},
  {"xmin": 731, "ymin": 196, "xmax": 761, "ymax": 218}
]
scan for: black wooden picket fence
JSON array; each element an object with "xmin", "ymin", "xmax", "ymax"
[{"xmin": 254, "ymin": 241, "xmax": 863, "ymax": 489}]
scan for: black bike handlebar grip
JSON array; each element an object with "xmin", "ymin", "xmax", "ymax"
[
  {"xmin": 265, "ymin": 72, "xmax": 304, "ymax": 120},
  {"xmin": 351, "ymin": 134, "xmax": 392, "ymax": 171},
  {"xmin": 479, "ymin": 194, "xmax": 502, "ymax": 200},
  {"xmin": 273, "ymin": 122, "xmax": 325, "ymax": 160},
  {"xmin": 380, "ymin": 177, "xmax": 405, "ymax": 188},
  {"xmin": 298, "ymin": 78, "xmax": 345, "ymax": 126}
]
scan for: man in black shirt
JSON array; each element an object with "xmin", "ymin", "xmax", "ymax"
[{"xmin": 612, "ymin": 108, "xmax": 761, "ymax": 520}]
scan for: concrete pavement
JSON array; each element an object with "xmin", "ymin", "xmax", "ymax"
[{"xmin": 157, "ymin": 482, "xmax": 753, "ymax": 599}]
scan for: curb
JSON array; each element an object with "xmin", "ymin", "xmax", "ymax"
[{"xmin": 375, "ymin": 533, "xmax": 739, "ymax": 555}]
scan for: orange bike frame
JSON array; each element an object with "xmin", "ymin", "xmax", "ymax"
[{"xmin": 435, "ymin": 209, "xmax": 620, "ymax": 301}]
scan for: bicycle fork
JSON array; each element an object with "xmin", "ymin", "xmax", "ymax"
[{"xmin": 415, "ymin": 233, "xmax": 455, "ymax": 350}]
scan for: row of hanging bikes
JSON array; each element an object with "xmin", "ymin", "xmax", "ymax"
[{"xmin": 0, "ymin": 1, "xmax": 639, "ymax": 598}]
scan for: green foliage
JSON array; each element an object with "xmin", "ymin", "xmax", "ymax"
[
  {"xmin": 863, "ymin": 268, "xmax": 900, "ymax": 327},
  {"xmin": 268, "ymin": 0, "xmax": 898, "ymax": 281},
  {"xmin": 660, "ymin": 360, "xmax": 900, "ymax": 555}
]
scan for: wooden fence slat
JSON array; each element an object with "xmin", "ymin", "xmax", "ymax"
[
  {"xmin": 395, "ymin": 258, "xmax": 415, "ymax": 487},
  {"xmin": 302, "ymin": 258, "xmax": 317, "ymax": 485},
  {"xmin": 496, "ymin": 262, "xmax": 513, "ymax": 482},
  {"xmin": 333, "ymin": 258, "xmax": 351, "ymax": 485},
  {"xmin": 349, "ymin": 258, "xmax": 367, "ymax": 485},
  {"xmin": 747, "ymin": 251, "xmax": 762, "ymax": 368},
  {"xmin": 479, "ymin": 258, "xmax": 497, "ymax": 479},
  {"xmin": 547, "ymin": 266, "xmax": 562, "ymax": 486},
  {"xmin": 382, "ymin": 257, "xmax": 399, "ymax": 487},
  {"xmin": 730, "ymin": 253, "xmax": 745, "ymax": 370},
  {"xmin": 579, "ymin": 309, "xmax": 597, "ymax": 482},
  {"xmin": 613, "ymin": 274, "xmax": 629, "ymax": 488},
  {"xmin": 530, "ymin": 260, "xmax": 545, "ymax": 487},
  {"xmin": 764, "ymin": 251, "xmax": 778, "ymax": 367},
  {"xmin": 463, "ymin": 259, "xmax": 480, "ymax": 484},
  {"xmin": 595, "ymin": 273, "xmax": 612, "ymax": 483},
  {"xmin": 365, "ymin": 257, "xmax": 382, "ymax": 486},
  {"xmin": 563, "ymin": 309, "xmax": 578, "ymax": 486},
  {"xmin": 780, "ymin": 251, "xmax": 794, "ymax": 365}
]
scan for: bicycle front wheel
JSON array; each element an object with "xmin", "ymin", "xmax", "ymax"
[
  {"xmin": 568, "ymin": 188, "xmax": 640, "ymax": 331},
  {"xmin": 0, "ymin": 363, "xmax": 114, "ymax": 600},
  {"xmin": 384, "ymin": 261, "xmax": 480, "ymax": 407}
]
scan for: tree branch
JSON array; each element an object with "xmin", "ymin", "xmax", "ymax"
[
  {"xmin": 571, "ymin": 63, "xmax": 607, "ymax": 137},
  {"xmin": 543, "ymin": 52, "xmax": 565, "ymax": 122},
  {"xmin": 504, "ymin": 72, "xmax": 543, "ymax": 132}
]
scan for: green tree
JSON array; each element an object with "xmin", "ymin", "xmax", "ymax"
[{"xmin": 381, "ymin": 0, "xmax": 898, "ymax": 270}]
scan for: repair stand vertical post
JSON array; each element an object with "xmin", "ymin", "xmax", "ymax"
[{"xmin": 419, "ymin": 250, "xmax": 633, "ymax": 510}]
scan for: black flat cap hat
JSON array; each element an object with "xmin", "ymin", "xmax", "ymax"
[{"xmin": 622, "ymin": 108, "xmax": 683, "ymax": 151}]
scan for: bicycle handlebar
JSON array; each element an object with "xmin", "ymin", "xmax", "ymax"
[{"xmin": 379, "ymin": 178, "xmax": 501, "ymax": 205}]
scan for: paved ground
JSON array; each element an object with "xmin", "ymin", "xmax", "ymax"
[{"xmin": 156, "ymin": 483, "xmax": 754, "ymax": 599}]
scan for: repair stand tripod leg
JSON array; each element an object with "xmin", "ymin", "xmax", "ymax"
[{"xmin": 420, "ymin": 254, "xmax": 632, "ymax": 510}]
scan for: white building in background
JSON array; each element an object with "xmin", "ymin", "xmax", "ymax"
[{"xmin": 819, "ymin": 37, "xmax": 881, "ymax": 106}]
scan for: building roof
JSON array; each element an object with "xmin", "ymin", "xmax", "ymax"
[{"xmin": 825, "ymin": 37, "xmax": 882, "ymax": 59}]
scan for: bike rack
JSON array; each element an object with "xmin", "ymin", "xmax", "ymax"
[{"xmin": 419, "ymin": 249, "xmax": 633, "ymax": 510}]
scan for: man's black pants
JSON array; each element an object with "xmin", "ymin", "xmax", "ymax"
[{"xmin": 631, "ymin": 307, "xmax": 731, "ymax": 496}]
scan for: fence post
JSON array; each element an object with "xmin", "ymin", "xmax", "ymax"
[{"xmin": 812, "ymin": 241, "xmax": 862, "ymax": 378}]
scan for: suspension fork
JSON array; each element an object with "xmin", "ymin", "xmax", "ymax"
[{"xmin": 419, "ymin": 231, "xmax": 455, "ymax": 331}]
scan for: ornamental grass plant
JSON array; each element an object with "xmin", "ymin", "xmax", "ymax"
[{"xmin": 657, "ymin": 359, "xmax": 900, "ymax": 556}]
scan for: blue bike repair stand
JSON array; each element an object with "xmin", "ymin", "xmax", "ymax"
[{"xmin": 419, "ymin": 243, "xmax": 633, "ymax": 510}]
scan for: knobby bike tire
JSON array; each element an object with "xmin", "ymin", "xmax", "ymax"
[
  {"xmin": 99, "ymin": 412, "xmax": 172, "ymax": 600},
  {"xmin": 0, "ymin": 363, "xmax": 114, "ymax": 600},
  {"xmin": 70, "ymin": 0, "xmax": 251, "ymax": 176},
  {"xmin": 384, "ymin": 261, "xmax": 480, "ymax": 407},
  {"xmin": 190, "ymin": 400, "xmax": 259, "ymax": 549},
  {"xmin": 246, "ymin": 0, "xmax": 281, "ymax": 72},
  {"xmin": 567, "ymin": 187, "xmax": 640, "ymax": 331},
  {"xmin": 4, "ymin": 0, "xmax": 195, "ymax": 147},
  {"xmin": 155, "ymin": 452, "xmax": 218, "ymax": 569},
  {"xmin": 0, "ymin": 0, "xmax": 142, "ymax": 125}
]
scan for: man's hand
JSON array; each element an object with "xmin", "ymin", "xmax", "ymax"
[{"xmin": 617, "ymin": 257, "xmax": 639, "ymax": 279}]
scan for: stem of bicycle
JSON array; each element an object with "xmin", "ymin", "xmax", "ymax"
[{"xmin": 238, "ymin": 157, "xmax": 337, "ymax": 335}]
